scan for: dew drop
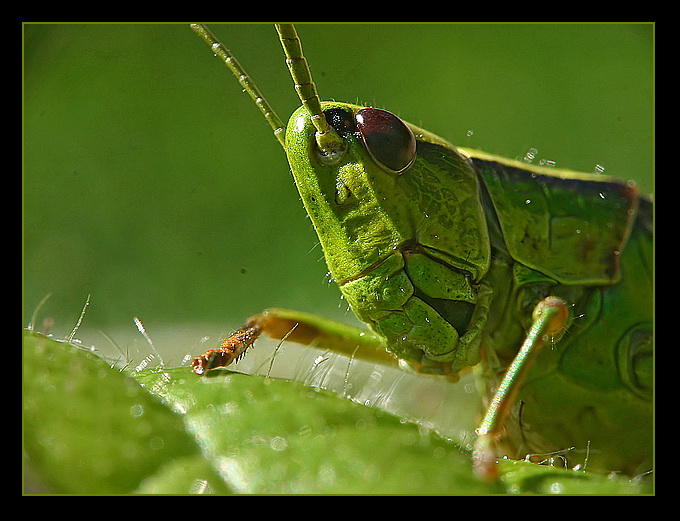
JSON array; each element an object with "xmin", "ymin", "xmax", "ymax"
[
  {"xmin": 549, "ymin": 481, "xmax": 563, "ymax": 494},
  {"xmin": 129, "ymin": 404, "xmax": 144, "ymax": 417},
  {"xmin": 191, "ymin": 479, "xmax": 209, "ymax": 494},
  {"xmin": 523, "ymin": 147, "xmax": 538, "ymax": 163},
  {"xmin": 270, "ymin": 436, "xmax": 288, "ymax": 452}
]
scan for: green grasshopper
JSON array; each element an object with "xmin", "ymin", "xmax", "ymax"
[{"xmin": 189, "ymin": 23, "xmax": 652, "ymax": 480}]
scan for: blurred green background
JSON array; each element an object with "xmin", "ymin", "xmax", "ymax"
[{"xmin": 23, "ymin": 23, "xmax": 653, "ymax": 364}]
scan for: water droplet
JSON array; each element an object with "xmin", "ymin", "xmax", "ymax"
[
  {"xmin": 594, "ymin": 164, "xmax": 606, "ymax": 174},
  {"xmin": 433, "ymin": 446, "xmax": 447, "ymax": 459},
  {"xmin": 523, "ymin": 147, "xmax": 538, "ymax": 163},
  {"xmin": 549, "ymin": 482, "xmax": 563, "ymax": 494},
  {"xmin": 149, "ymin": 435, "xmax": 165, "ymax": 451},
  {"xmin": 466, "ymin": 129, "xmax": 474, "ymax": 137},
  {"xmin": 129, "ymin": 404, "xmax": 144, "ymax": 417},
  {"xmin": 191, "ymin": 479, "xmax": 209, "ymax": 494},
  {"xmin": 318, "ymin": 464, "xmax": 336, "ymax": 486},
  {"xmin": 270, "ymin": 436, "xmax": 288, "ymax": 452}
]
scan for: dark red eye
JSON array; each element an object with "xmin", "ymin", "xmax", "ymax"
[{"xmin": 355, "ymin": 108, "xmax": 416, "ymax": 173}]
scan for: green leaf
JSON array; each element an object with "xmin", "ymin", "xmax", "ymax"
[
  {"xmin": 497, "ymin": 459, "xmax": 652, "ymax": 495},
  {"xmin": 23, "ymin": 331, "xmax": 229, "ymax": 494},
  {"xmin": 23, "ymin": 330, "xmax": 652, "ymax": 494},
  {"xmin": 133, "ymin": 365, "xmax": 497, "ymax": 494}
]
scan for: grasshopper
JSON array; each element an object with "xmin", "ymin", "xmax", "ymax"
[{"xmin": 190, "ymin": 24, "xmax": 652, "ymax": 480}]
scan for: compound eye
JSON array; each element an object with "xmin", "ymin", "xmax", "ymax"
[{"xmin": 355, "ymin": 108, "xmax": 416, "ymax": 173}]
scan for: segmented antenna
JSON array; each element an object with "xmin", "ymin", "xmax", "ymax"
[
  {"xmin": 190, "ymin": 23, "xmax": 287, "ymax": 147},
  {"xmin": 274, "ymin": 24, "xmax": 346, "ymax": 160},
  {"xmin": 191, "ymin": 23, "xmax": 346, "ymax": 161}
]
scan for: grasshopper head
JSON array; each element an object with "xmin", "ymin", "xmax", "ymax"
[
  {"xmin": 285, "ymin": 101, "xmax": 415, "ymax": 284},
  {"xmin": 285, "ymin": 102, "xmax": 491, "ymax": 371}
]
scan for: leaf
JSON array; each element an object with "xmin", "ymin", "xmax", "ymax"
[
  {"xmin": 23, "ymin": 330, "xmax": 652, "ymax": 494},
  {"xmin": 23, "ymin": 331, "xmax": 229, "ymax": 494},
  {"xmin": 497, "ymin": 459, "xmax": 652, "ymax": 495},
  {"xmin": 133, "ymin": 365, "xmax": 498, "ymax": 494}
]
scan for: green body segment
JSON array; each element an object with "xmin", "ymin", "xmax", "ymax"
[
  {"xmin": 473, "ymin": 154, "xmax": 638, "ymax": 284},
  {"xmin": 284, "ymin": 101, "xmax": 652, "ymax": 473},
  {"xmin": 473, "ymin": 159, "xmax": 652, "ymax": 474}
]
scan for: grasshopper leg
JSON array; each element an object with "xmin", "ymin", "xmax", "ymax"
[
  {"xmin": 192, "ymin": 307, "xmax": 397, "ymax": 374},
  {"xmin": 472, "ymin": 296, "xmax": 569, "ymax": 481},
  {"xmin": 191, "ymin": 322, "xmax": 262, "ymax": 374}
]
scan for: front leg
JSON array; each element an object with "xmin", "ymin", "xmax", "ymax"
[{"xmin": 192, "ymin": 307, "xmax": 397, "ymax": 375}]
